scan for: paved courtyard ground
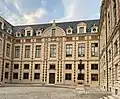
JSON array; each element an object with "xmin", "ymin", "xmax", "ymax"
[{"xmin": 0, "ymin": 86, "xmax": 109, "ymax": 99}]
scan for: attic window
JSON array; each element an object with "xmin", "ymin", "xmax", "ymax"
[
  {"xmin": 91, "ymin": 24, "xmax": 98, "ymax": 33},
  {"xmin": 0, "ymin": 22, "xmax": 2, "ymax": 29},
  {"xmin": 79, "ymin": 27, "xmax": 84, "ymax": 33},
  {"xmin": 27, "ymin": 31, "xmax": 31, "ymax": 36},
  {"xmin": 52, "ymin": 29, "xmax": 56, "ymax": 37}
]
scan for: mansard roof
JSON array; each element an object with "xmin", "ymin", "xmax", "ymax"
[
  {"xmin": 0, "ymin": 16, "xmax": 100, "ymax": 36},
  {"xmin": 13, "ymin": 19, "xmax": 100, "ymax": 34}
]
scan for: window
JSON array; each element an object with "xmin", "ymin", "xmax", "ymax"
[
  {"xmin": 109, "ymin": 68, "xmax": 111, "ymax": 81},
  {"xmin": 5, "ymin": 72, "xmax": 9, "ymax": 79},
  {"xmin": 78, "ymin": 74, "xmax": 84, "ymax": 80},
  {"xmin": 113, "ymin": 0, "xmax": 117, "ymax": 24},
  {"xmin": 66, "ymin": 44, "xmax": 72, "ymax": 57},
  {"xmin": 34, "ymin": 73, "xmax": 40, "ymax": 79},
  {"xmin": 24, "ymin": 64, "xmax": 29, "ymax": 69},
  {"xmin": 27, "ymin": 31, "xmax": 31, "ymax": 36},
  {"xmin": 0, "ymin": 22, "xmax": 3, "ymax": 29},
  {"xmin": 14, "ymin": 46, "xmax": 20, "ymax": 58},
  {"xmin": 78, "ymin": 64, "xmax": 84, "ymax": 70},
  {"xmin": 49, "ymin": 64, "xmax": 55, "ymax": 70},
  {"xmin": 115, "ymin": 64, "xmax": 118, "ymax": 81},
  {"xmin": 52, "ymin": 29, "xmax": 55, "ymax": 37},
  {"xmin": 14, "ymin": 64, "xmax": 19, "ymax": 69},
  {"xmin": 109, "ymin": 49, "xmax": 111, "ymax": 61},
  {"xmin": 65, "ymin": 73, "xmax": 71, "ymax": 80},
  {"xmin": 35, "ymin": 45, "xmax": 41, "ymax": 58},
  {"xmin": 0, "ymin": 39, "xmax": 2, "ymax": 56},
  {"xmin": 5, "ymin": 63, "xmax": 9, "ymax": 68},
  {"xmin": 6, "ymin": 44, "xmax": 10, "ymax": 57},
  {"xmin": 114, "ymin": 40, "xmax": 118, "ymax": 55},
  {"xmin": 13, "ymin": 73, "xmax": 18, "ymax": 79},
  {"xmin": 35, "ymin": 64, "xmax": 40, "ymax": 69},
  {"xmin": 91, "ymin": 64, "xmax": 98, "ymax": 70},
  {"xmin": 91, "ymin": 74, "xmax": 98, "ymax": 81},
  {"xmin": 25, "ymin": 46, "xmax": 30, "ymax": 58},
  {"xmin": 23, "ymin": 73, "xmax": 29, "ymax": 79},
  {"xmin": 66, "ymin": 64, "xmax": 72, "ymax": 70},
  {"xmin": 91, "ymin": 43, "xmax": 98, "ymax": 57},
  {"xmin": 79, "ymin": 27, "xmax": 84, "ymax": 33},
  {"xmin": 78, "ymin": 43, "xmax": 85, "ymax": 57},
  {"xmin": 50, "ymin": 45, "xmax": 56, "ymax": 57}
]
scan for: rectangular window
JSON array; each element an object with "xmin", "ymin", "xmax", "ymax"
[
  {"xmin": 13, "ymin": 73, "xmax": 18, "ymax": 79},
  {"xmin": 66, "ymin": 64, "xmax": 72, "ymax": 70},
  {"xmin": 23, "ymin": 73, "xmax": 29, "ymax": 79},
  {"xmin": 0, "ymin": 22, "xmax": 2, "ymax": 29},
  {"xmin": 114, "ymin": 40, "xmax": 118, "ymax": 55},
  {"xmin": 5, "ymin": 63, "xmax": 9, "ymax": 68},
  {"xmin": 78, "ymin": 74, "xmax": 84, "ymax": 80},
  {"xmin": 14, "ymin": 64, "xmax": 19, "ymax": 69},
  {"xmin": 5, "ymin": 72, "xmax": 9, "ymax": 79},
  {"xmin": 78, "ymin": 64, "xmax": 84, "ymax": 70},
  {"xmin": 27, "ymin": 31, "xmax": 31, "ymax": 36},
  {"xmin": 0, "ymin": 39, "xmax": 2, "ymax": 56},
  {"xmin": 79, "ymin": 27, "xmax": 84, "ymax": 33},
  {"xmin": 65, "ymin": 73, "xmax": 72, "ymax": 80},
  {"xmin": 35, "ymin": 45, "xmax": 41, "ymax": 58},
  {"xmin": 115, "ymin": 64, "xmax": 118, "ymax": 81},
  {"xmin": 49, "ymin": 64, "xmax": 55, "ymax": 70},
  {"xmin": 34, "ymin": 73, "xmax": 40, "ymax": 79},
  {"xmin": 25, "ymin": 45, "xmax": 30, "ymax": 58},
  {"xmin": 78, "ymin": 43, "xmax": 85, "ymax": 57},
  {"xmin": 109, "ymin": 49, "xmax": 111, "ymax": 61},
  {"xmin": 24, "ymin": 64, "xmax": 29, "ymax": 69},
  {"xmin": 91, "ymin": 43, "xmax": 98, "ymax": 57},
  {"xmin": 35, "ymin": 64, "xmax": 40, "ymax": 69},
  {"xmin": 50, "ymin": 45, "xmax": 56, "ymax": 57},
  {"xmin": 6, "ymin": 43, "xmax": 10, "ymax": 57},
  {"xmin": 52, "ymin": 29, "xmax": 56, "ymax": 37},
  {"xmin": 66, "ymin": 44, "xmax": 72, "ymax": 57},
  {"xmin": 91, "ymin": 64, "xmax": 98, "ymax": 70},
  {"xmin": 91, "ymin": 74, "xmax": 98, "ymax": 81},
  {"xmin": 14, "ymin": 46, "xmax": 20, "ymax": 58}
]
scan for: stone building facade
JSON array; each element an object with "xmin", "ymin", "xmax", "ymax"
[
  {"xmin": 99, "ymin": 0, "xmax": 120, "ymax": 96},
  {"xmin": 0, "ymin": 17, "xmax": 99, "ymax": 86}
]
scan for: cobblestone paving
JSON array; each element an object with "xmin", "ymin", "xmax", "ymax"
[{"xmin": 0, "ymin": 87, "xmax": 108, "ymax": 99}]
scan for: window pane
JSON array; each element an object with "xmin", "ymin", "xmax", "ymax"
[
  {"xmin": 66, "ymin": 44, "xmax": 72, "ymax": 57},
  {"xmin": 79, "ymin": 27, "xmax": 84, "ymax": 33},
  {"xmin": 78, "ymin": 43, "xmax": 85, "ymax": 57},
  {"xmin": 35, "ymin": 45, "xmax": 41, "ymax": 58},
  {"xmin": 14, "ymin": 46, "xmax": 20, "ymax": 58},
  {"xmin": 6, "ymin": 44, "xmax": 10, "ymax": 57},
  {"xmin": 50, "ymin": 45, "xmax": 56, "ymax": 57},
  {"xmin": 25, "ymin": 46, "xmax": 30, "ymax": 58}
]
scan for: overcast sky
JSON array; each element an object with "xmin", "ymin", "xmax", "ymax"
[{"xmin": 0, "ymin": 0, "xmax": 101, "ymax": 25}]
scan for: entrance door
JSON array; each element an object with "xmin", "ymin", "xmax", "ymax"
[{"xmin": 49, "ymin": 73, "xmax": 55, "ymax": 84}]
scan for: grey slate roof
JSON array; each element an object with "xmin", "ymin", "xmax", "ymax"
[
  {"xmin": 0, "ymin": 15, "xmax": 100, "ymax": 36},
  {"xmin": 13, "ymin": 19, "xmax": 100, "ymax": 35}
]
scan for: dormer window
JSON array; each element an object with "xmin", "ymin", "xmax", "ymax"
[
  {"xmin": 91, "ymin": 24, "xmax": 98, "ymax": 33},
  {"xmin": 79, "ymin": 27, "xmax": 84, "ymax": 33},
  {"xmin": 52, "ymin": 29, "xmax": 56, "ymax": 37},
  {"xmin": 0, "ymin": 22, "xmax": 2, "ymax": 29},
  {"xmin": 36, "ymin": 30, "xmax": 42, "ymax": 36},
  {"xmin": 25, "ymin": 27, "xmax": 33, "ymax": 36},
  {"xmin": 7, "ymin": 28, "xmax": 12, "ymax": 34},
  {"xmin": 16, "ymin": 32, "xmax": 21, "ymax": 37},
  {"xmin": 0, "ymin": 21, "xmax": 4, "ymax": 30},
  {"xmin": 27, "ymin": 31, "xmax": 31, "ymax": 36},
  {"xmin": 77, "ymin": 22, "xmax": 86, "ymax": 33},
  {"xmin": 66, "ymin": 26, "xmax": 73, "ymax": 34}
]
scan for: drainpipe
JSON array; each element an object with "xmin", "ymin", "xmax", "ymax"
[{"xmin": 105, "ymin": 6, "xmax": 109, "ymax": 92}]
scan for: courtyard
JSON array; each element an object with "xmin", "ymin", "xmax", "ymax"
[{"xmin": 0, "ymin": 86, "xmax": 110, "ymax": 99}]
